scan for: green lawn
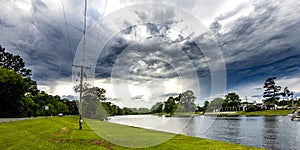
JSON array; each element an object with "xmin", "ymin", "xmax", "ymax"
[
  {"xmin": 0, "ymin": 116, "xmax": 262, "ymax": 150},
  {"xmin": 234, "ymin": 110, "xmax": 292, "ymax": 116}
]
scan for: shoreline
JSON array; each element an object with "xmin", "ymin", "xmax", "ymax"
[{"xmin": 0, "ymin": 116, "xmax": 262, "ymax": 149}]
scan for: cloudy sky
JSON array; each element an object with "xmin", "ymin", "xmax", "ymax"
[{"xmin": 1, "ymin": 0, "xmax": 300, "ymax": 108}]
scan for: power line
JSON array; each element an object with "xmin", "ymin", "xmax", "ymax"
[
  {"xmin": 93, "ymin": 0, "xmax": 108, "ymax": 51},
  {"xmin": 83, "ymin": 0, "xmax": 87, "ymax": 65},
  {"xmin": 61, "ymin": 0, "xmax": 72, "ymax": 55}
]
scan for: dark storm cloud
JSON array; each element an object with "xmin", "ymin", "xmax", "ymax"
[
  {"xmin": 251, "ymin": 95, "xmax": 262, "ymax": 98},
  {"xmin": 1, "ymin": 0, "xmax": 300, "ymax": 98},
  {"xmin": 62, "ymin": 95, "xmax": 76, "ymax": 100},
  {"xmin": 131, "ymin": 95, "xmax": 144, "ymax": 100},
  {"xmin": 159, "ymin": 92, "xmax": 180, "ymax": 98},
  {"xmin": 213, "ymin": 0, "xmax": 300, "ymax": 88},
  {"xmin": 0, "ymin": 0, "xmax": 89, "ymax": 87}
]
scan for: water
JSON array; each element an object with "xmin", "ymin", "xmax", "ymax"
[{"xmin": 108, "ymin": 115, "xmax": 300, "ymax": 149}]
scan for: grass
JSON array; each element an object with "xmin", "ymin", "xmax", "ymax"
[
  {"xmin": 0, "ymin": 116, "xmax": 262, "ymax": 150},
  {"xmin": 232, "ymin": 110, "xmax": 292, "ymax": 116}
]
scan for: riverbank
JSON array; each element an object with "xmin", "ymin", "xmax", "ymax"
[
  {"xmin": 233, "ymin": 110, "xmax": 292, "ymax": 116},
  {"xmin": 210, "ymin": 110, "xmax": 292, "ymax": 116},
  {"xmin": 0, "ymin": 116, "xmax": 261, "ymax": 149}
]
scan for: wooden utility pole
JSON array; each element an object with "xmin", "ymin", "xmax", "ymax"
[
  {"xmin": 291, "ymin": 92, "xmax": 294, "ymax": 110},
  {"xmin": 73, "ymin": 64, "xmax": 90, "ymax": 129}
]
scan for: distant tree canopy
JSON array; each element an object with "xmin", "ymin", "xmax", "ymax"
[{"xmin": 149, "ymin": 90, "xmax": 197, "ymax": 116}]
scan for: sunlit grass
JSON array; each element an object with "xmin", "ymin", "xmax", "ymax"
[
  {"xmin": 234, "ymin": 110, "xmax": 292, "ymax": 116},
  {"xmin": 0, "ymin": 116, "xmax": 262, "ymax": 149}
]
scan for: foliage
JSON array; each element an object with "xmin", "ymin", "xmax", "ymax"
[
  {"xmin": 263, "ymin": 77, "xmax": 281, "ymax": 108},
  {"xmin": 151, "ymin": 102, "xmax": 163, "ymax": 113},
  {"xmin": 0, "ymin": 45, "xmax": 31, "ymax": 77},
  {"xmin": 163, "ymin": 97, "xmax": 177, "ymax": 115},
  {"xmin": 245, "ymin": 104, "xmax": 262, "ymax": 112},
  {"xmin": 0, "ymin": 45, "xmax": 38, "ymax": 95},
  {"xmin": 0, "ymin": 67, "xmax": 26, "ymax": 117},
  {"xmin": 29, "ymin": 91, "xmax": 76, "ymax": 116},
  {"xmin": 196, "ymin": 101, "xmax": 210, "ymax": 112},
  {"xmin": 225, "ymin": 92, "xmax": 241, "ymax": 107},
  {"xmin": 74, "ymin": 83, "xmax": 107, "ymax": 120},
  {"xmin": 150, "ymin": 90, "xmax": 197, "ymax": 115},
  {"xmin": 234, "ymin": 110, "xmax": 291, "ymax": 116},
  {"xmin": 207, "ymin": 97, "xmax": 225, "ymax": 111},
  {"xmin": 177, "ymin": 90, "xmax": 196, "ymax": 112}
]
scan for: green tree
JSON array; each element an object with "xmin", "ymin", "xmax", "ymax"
[
  {"xmin": 0, "ymin": 45, "xmax": 31, "ymax": 77},
  {"xmin": 0, "ymin": 67, "xmax": 26, "ymax": 117},
  {"xmin": 151, "ymin": 102, "xmax": 163, "ymax": 113},
  {"xmin": 0, "ymin": 45, "xmax": 38, "ymax": 117},
  {"xmin": 178, "ymin": 90, "xmax": 196, "ymax": 112},
  {"xmin": 225, "ymin": 92, "xmax": 241, "ymax": 107},
  {"xmin": 0, "ymin": 45, "xmax": 37, "ymax": 94},
  {"xmin": 74, "ymin": 83, "xmax": 107, "ymax": 120},
  {"xmin": 23, "ymin": 96, "xmax": 38, "ymax": 117},
  {"xmin": 163, "ymin": 97, "xmax": 177, "ymax": 115},
  {"xmin": 196, "ymin": 101, "xmax": 210, "ymax": 112},
  {"xmin": 61, "ymin": 98, "xmax": 79, "ymax": 115},
  {"xmin": 207, "ymin": 97, "xmax": 224, "ymax": 111},
  {"xmin": 56, "ymin": 101, "xmax": 69, "ymax": 114},
  {"xmin": 263, "ymin": 77, "xmax": 281, "ymax": 109}
]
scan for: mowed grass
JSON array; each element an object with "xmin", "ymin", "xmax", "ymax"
[
  {"xmin": 234, "ymin": 110, "xmax": 292, "ymax": 116},
  {"xmin": 0, "ymin": 116, "xmax": 262, "ymax": 150}
]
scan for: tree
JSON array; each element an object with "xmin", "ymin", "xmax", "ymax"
[
  {"xmin": 281, "ymin": 87, "xmax": 293, "ymax": 100},
  {"xmin": 0, "ymin": 45, "xmax": 38, "ymax": 99},
  {"xmin": 207, "ymin": 97, "xmax": 224, "ymax": 111},
  {"xmin": 263, "ymin": 77, "xmax": 281, "ymax": 109},
  {"xmin": 151, "ymin": 102, "xmax": 163, "ymax": 113},
  {"xmin": 0, "ymin": 45, "xmax": 31, "ymax": 77},
  {"xmin": 61, "ymin": 98, "xmax": 79, "ymax": 115},
  {"xmin": 74, "ymin": 83, "xmax": 107, "ymax": 120},
  {"xmin": 163, "ymin": 97, "xmax": 177, "ymax": 115},
  {"xmin": 178, "ymin": 90, "xmax": 196, "ymax": 112},
  {"xmin": 196, "ymin": 101, "xmax": 210, "ymax": 112},
  {"xmin": 0, "ymin": 67, "xmax": 26, "ymax": 117},
  {"xmin": 225, "ymin": 92, "xmax": 241, "ymax": 107}
]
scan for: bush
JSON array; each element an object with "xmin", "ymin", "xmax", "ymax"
[{"xmin": 245, "ymin": 105, "xmax": 262, "ymax": 112}]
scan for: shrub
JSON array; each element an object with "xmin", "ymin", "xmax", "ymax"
[{"xmin": 245, "ymin": 104, "xmax": 262, "ymax": 112}]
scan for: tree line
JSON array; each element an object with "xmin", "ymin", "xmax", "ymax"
[
  {"xmin": 0, "ymin": 45, "xmax": 78, "ymax": 117},
  {"xmin": 201, "ymin": 77, "xmax": 299, "ymax": 113},
  {"xmin": 150, "ymin": 90, "xmax": 197, "ymax": 116}
]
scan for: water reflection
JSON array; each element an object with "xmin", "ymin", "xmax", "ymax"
[
  {"xmin": 262, "ymin": 117, "xmax": 279, "ymax": 150},
  {"xmin": 108, "ymin": 115, "xmax": 300, "ymax": 149}
]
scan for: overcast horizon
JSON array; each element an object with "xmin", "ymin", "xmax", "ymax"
[{"xmin": 1, "ymin": 0, "xmax": 300, "ymax": 108}]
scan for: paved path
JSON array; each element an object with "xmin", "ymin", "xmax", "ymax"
[{"xmin": 0, "ymin": 117, "xmax": 31, "ymax": 123}]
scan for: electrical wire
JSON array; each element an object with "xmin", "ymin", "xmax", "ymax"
[
  {"xmin": 93, "ymin": 0, "xmax": 108, "ymax": 51},
  {"xmin": 83, "ymin": 0, "xmax": 87, "ymax": 65},
  {"xmin": 61, "ymin": 0, "xmax": 72, "ymax": 56}
]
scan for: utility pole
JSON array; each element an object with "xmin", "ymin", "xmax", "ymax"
[
  {"xmin": 291, "ymin": 92, "xmax": 294, "ymax": 110},
  {"xmin": 73, "ymin": 64, "xmax": 90, "ymax": 129}
]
